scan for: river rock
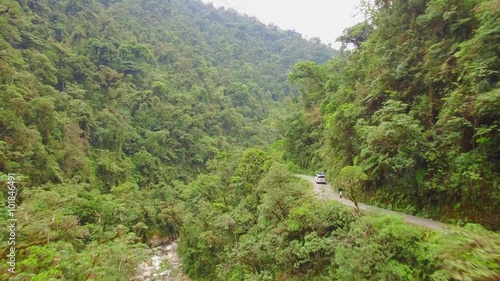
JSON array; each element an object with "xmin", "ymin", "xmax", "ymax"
[{"xmin": 134, "ymin": 239, "xmax": 190, "ymax": 281}]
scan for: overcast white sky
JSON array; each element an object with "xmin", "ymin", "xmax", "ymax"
[{"xmin": 200, "ymin": 0, "xmax": 364, "ymax": 48}]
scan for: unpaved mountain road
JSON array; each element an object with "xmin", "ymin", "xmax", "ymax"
[{"xmin": 296, "ymin": 174, "xmax": 446, "ymax": 231}]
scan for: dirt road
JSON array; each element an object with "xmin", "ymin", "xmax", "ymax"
[{"xmin": 296, "ymin": 174, "xmax": 445, "ymax": 231}]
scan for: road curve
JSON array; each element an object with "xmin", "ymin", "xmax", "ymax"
[{"xmin": 296, "ymin": 174, "xmax": 445, "ymax": 231}]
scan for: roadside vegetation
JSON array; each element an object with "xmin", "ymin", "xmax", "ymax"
[{"xmin": 178, "ymin": 152, "xmax": 500, "ymax": 280}]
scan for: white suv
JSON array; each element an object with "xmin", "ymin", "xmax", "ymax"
[{"xmin": 315, "ymin": 172, "xmax": 326, "ymax": 184}]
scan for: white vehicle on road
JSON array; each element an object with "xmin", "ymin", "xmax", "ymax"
[{"xmin": 315, "ymin": 172, "xmax": 326, "ymax": 184}]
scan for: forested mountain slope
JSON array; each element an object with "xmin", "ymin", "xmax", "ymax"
[
  {"xmin": 0, "ymin": 0, "xmax": 336, "ymax": 278},
  {"xmin": 284, "ymin": 0, "xmax": 500, "ymax": 230},
  {"xmin": 0, "ymin": 0, "xmax": 335, "ymax": 187},
  {"xmin": 1, "ymin": 0, "xmax": 499, "ymax": 280}
]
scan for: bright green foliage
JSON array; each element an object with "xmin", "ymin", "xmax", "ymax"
[
  {"xmin": 330, "ymin": 215, "xmax": 435, "ymax": 281},
  {"xmin": 431, "ymin": 224, "xmax": 500, "ymax": 280},
  {"xmin": 337, "ymin": 165, "xmax": 368, "ymax": 210},
  {"xmin": 235, "ymin": 148, "xmax": 271, "ymax": 189},
  {"xmin": 0, "ymin": 240, "xmax": 145, "ymax": 281}
]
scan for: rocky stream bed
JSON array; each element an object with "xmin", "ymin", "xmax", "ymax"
[{"xmin": 133, "ymin": 240, "xmax": 190, "ymax": 281}]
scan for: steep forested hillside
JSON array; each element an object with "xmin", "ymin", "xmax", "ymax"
[
  {"xmin": 2, "ymin": 0, "xmax": 500, "ymax": 280},
  {"xmin": 0, "ymin": 0, "xmax": 335, "ymax": 278},
  {"xmin": 0, "ymin": 0, "xmax": 335, "ymax": 187},
  {"xmin": 284, "ymin": 0, "xmax": 500, "ymax": 229}
]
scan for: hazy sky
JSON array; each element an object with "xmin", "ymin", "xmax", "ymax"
[{"xmin": 200, "ymin": 0, "xmax": 364, "ymax": 48}]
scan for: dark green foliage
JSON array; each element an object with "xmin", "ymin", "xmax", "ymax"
[
  {"xmin": 337, "ymin": 21, "xmax": 374, "ymax": 48},
  {"xmin": 284, "ymin": 0, "xmax": 500, "ymax": 230}
]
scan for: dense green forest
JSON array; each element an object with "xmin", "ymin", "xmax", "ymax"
[
  {"xmin": 284, "ymin": 0, "xmax": 500, "ymax": 230},
  {"xmin": 0, "ymin": 0, "xmax": 499, "ymax": 280},
  {"xmin": 0, "ymin": 0, "xmax": 334, "ymax": 278}
]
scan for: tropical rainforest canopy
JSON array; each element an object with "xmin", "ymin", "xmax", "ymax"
[{"xmin": 0, "ymin": 0, "xmax": 499, "ymax": 280}]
